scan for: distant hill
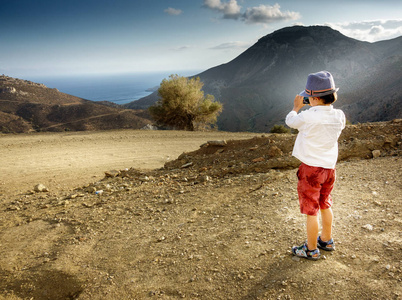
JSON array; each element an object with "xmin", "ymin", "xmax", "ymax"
[
  {"xmin": 0, "ymin": 75, "xmax": 152, "ymax": 133},
  {"xmin": 127, "ymin": 25, "xmax": 402, "ymax": 132}
]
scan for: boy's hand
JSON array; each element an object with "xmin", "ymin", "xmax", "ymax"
[{"xmin": 293, "ymin": 95, "xmax": 305, "ymax": 112}]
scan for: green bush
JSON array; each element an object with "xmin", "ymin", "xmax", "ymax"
[
  {"xmin": 270, "ymin": 124, "xmax": 291, "ymax": 134},
  {"xmin": 149, "ymin": 75, "xmax": 223, "ymax": 131}
]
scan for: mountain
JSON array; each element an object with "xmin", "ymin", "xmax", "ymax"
[
  {"xmin": 127, "ymin": 25, "xmax": 402, "ymax": 132},
  {"xmin": 0, "ymin": 75, "xmax": 152, "ymax": 133}
]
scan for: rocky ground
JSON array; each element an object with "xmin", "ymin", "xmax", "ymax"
[{"xmin": 0, "ymin": 120, "xmax": 401, "ymax": 300}]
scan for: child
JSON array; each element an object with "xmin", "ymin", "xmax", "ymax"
[{"xmin": 285, "ymin": 71, "xmax": 346, "ymax": 260}]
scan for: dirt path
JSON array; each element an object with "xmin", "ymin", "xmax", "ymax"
[
  {"xmin": 41, "ymin": 109, "xmax": 133, "ymax": 130},
  {"xmin": 0, "ymin": 130, "xmax": 258, "ymax": 195}
]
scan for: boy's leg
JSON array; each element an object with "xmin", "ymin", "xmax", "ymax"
[
  {"xmin": 319, "ymin": 169, "xmax": 335, "ymax": 242},
  {"xmin": 320, "ymin": 208, "xmax": 333, "ymax": 241},
  {"xmin": 307, "ymin": 215, "xmax": 319, "ymax": 250}
]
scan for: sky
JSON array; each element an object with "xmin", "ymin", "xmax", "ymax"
[{"xmin": 1, "ymin": 0, "xmax": 402, "ymax": 78}]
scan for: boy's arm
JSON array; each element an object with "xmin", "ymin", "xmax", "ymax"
[
  {"xmin": 292, "ymin": 95, "xmax": 305, "ymax": 113},
  {"xmin": 341, "ymin": 111, "xmax": 346, "ymax": 129},
  {"xmin": 285, "ymin": 95, "xmax": 305, "ymax": 129}
]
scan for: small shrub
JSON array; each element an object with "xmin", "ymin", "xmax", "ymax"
[{"xmin": 270, "ymin": 124, "xmax": 291, "ymax": 134}]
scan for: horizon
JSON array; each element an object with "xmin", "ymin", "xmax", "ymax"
[{"xmin": 1, "ymin": 0, "xmax": 402, "ymax": 79}]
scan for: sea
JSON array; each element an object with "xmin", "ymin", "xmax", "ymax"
[{"xmin": 29, "ymin": 71, "xmax": 202, "ymax": 105}]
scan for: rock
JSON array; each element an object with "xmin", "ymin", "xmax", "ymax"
[
  {"xmin": 372, "ymin": 150, "xmax": 381, "ymax": 158},
  {"xmin": 86, "ymin": 186, "xmax": 97, "ymax": 193},
  {"xmin": 207, "ymin": 140, "xmax": 227, "ymax": 146},
  {"xmin": 1, "ymin": 87, "xmax": 16, "ymax": 93},
  {"xmin": 105, "ymin": 170, "xmax": 120, "ymax": 178},
  {"xmin": 34, "ymin": 184, "xmax": 48, "ymax": 193},
  {"xmin": 139, "ymin": 176, "xmax": 150, "ymax": 182},
  {"xmin": 141, "ymin": 124, "xmax": 158, "ymax": 130},
  {"xmin": 252, "ymin": 157, "xmax": 265, "ymax": 163},
  {"xmin": 199, "ymin": 175, "xmax": 211, "ymax": 183},
  {"xmin": 362, "ymin": 224, "xmax": 374, "ymax": 231},
  {"xmin": 8, "ymin": 205, "xmax": 21, "ymax": 211},
  {"xmin": 267, "ymin": 145, "xmax": 283, "ymax": 157},
  {"xmin": 181, "ymin": 162, "xmax": 193, "ymax": 168}
]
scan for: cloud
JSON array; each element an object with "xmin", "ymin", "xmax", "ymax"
[
  {"xmin": 170, "ymin": 45, "xmax": 192, "ymax": 51},
  {"xmin": 242, "ymin": 4, "xmax": 300, "ymax": 24},
  {"xmin": 326, "ymin": 19, "xmax": 402, "ymax": 42},
  {"xmin": 210, "ymin": 41, "xmax": 251, "ymax": 50},
  {"xmin": 203, "ymin": 0, "xmax": 241, "ymax": 19},
  {"xmin": 203, "ymin": 1, "xmax": 300, "ymax": 24},
  {"xmin": 164, "ymin": 7, "xmax": 183, "ymax": 16}
]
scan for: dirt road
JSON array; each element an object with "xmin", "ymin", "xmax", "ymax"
[{"xmin": 0, "ymin": 130, "xmax": 258, "ymax": 195}]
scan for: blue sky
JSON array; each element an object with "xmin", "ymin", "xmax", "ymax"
[{"xmin": 1, "ymin": 0, "xmax": 402, "ymax": 78}]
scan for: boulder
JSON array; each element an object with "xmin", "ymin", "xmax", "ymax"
[{"xmin": 34, "ymin": 184, "xmax": 49, "ymax": 193}]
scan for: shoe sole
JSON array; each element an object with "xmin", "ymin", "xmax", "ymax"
[
  {"xmin": 317, "ymin": 245, "xmax": 335, "ymax": 251},
  {"xmin": 292, "ymin": 254, "xmax": 320, "ymax": 261}
]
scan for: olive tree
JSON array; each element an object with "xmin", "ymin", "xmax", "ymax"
[{"xmin": 149, "ymin": 75, "xmax": 222, "ymax": 131}]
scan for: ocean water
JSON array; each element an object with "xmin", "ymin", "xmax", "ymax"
[{"xmin": 30, "ymin": 71, "xmax": 201, "ymax": 105}]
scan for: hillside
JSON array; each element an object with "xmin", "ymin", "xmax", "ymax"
[
  {"xmin": 0, "ymin": 75, "xmax": 152, "ymax": 133},
  {"xmin": 127, "ymin": 25, "xmax": 402, "ymax": 132},
  {"xmin": 0, "ymin": 120, "xmax": 400, "ymax": 299}
]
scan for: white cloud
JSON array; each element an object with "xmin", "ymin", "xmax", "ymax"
[
  {"xmin": 203, "ymin": 1, "xmax": 300, "ymax": 24},
  {"xmin": 242, "ymin": 4, "xmax": 300, "ymax": 24},
  {"xmin": 170, "ymin": 45, "xmax": 192, "ymax": 51},
  {"xmin": 210, "ymin": 41, "xmax": 251, "ymax": 50},
  {"xmin": 326, "ymin": 19, "xmax": 402, "ymax": 42},
  {"xmin": 204, "ymin": 0, "xmax": 222, "ymax": 9},
  {"xmin": 203, "ymin": 0, "xmax": 241, "ymax": 19},
  {"xmin": 164, "ymin": 7, "xmax": 183, "ymax": 16}
]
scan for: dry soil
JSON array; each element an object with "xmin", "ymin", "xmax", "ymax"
[{"xmin": 0, "ymin": 127, "xmax": 400, "ymax": 300}]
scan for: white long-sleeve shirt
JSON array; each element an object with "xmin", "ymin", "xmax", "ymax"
[{"xmin": 285, "ymin": 105, "xmax": 346, "ymax": 169}]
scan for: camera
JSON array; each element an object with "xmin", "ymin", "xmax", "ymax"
[{"xmin": 303, "ymin": 97, "xmax": 310, "ymax": 104}]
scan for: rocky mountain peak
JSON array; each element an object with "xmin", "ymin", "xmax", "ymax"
[
  {"xmin": 259, "ymin": 25, "xmax": 351, "ymax": 45},
  {"xmin": 129, "ymin": 25, "xmax": 401, "ymax": 132}
]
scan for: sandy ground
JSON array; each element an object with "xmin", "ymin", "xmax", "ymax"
[
  {"xmin": 0, "ymin": 130, "xmax": 257, "ymax": 196},
  {"xmin": 0, "ymin": 128, "xmax": 400, "ymax": 300}
]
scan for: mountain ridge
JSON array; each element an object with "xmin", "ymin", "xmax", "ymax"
[
  {"xmin": 0, "ymin": 75, "xmax": 152, "ymax": 133},
  {"xmin": 127, "ymin": 25, "xmax": 402, "ymax": 132}
]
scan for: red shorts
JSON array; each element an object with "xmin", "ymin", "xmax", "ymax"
[{"xmin": 297, "ymin": 163, "xmax": 336, "ymax": 216}]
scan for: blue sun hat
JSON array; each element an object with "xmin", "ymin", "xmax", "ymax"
[{"xmin": 299, "ymin": 71, "xmax": 339, "ymax": 98}]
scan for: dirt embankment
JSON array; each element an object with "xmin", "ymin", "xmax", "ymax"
[{"xmin": 0, "ymin": 120, "xmax": 401, "ymax": 300}]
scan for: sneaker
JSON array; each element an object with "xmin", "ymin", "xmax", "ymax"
[
  {"xmin": 292, "ymin": 243, "xmax": 320, "ymax": 260},
  {"xmin": 317, "ymin": 236, "xmax": 335, "ymax": 251}
]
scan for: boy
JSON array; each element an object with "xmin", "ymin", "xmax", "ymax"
[{"xmin": 285, "ymin": 71, "xmax": 346, "ymax": 260}]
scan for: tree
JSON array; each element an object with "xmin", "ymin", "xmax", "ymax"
[{"xmin": 149, "ymin": 75, "xmax": 222, "ymax": 131}]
